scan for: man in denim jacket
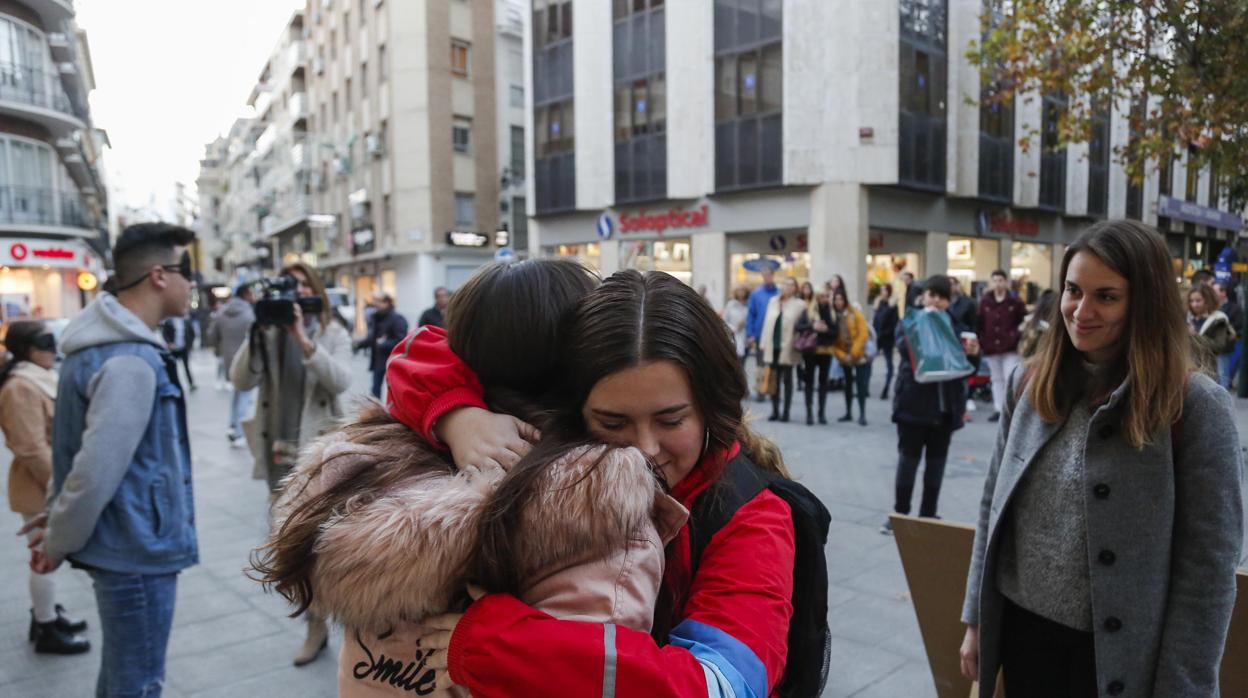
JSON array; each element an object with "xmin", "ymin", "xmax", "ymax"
[{"xmin": 28, "ymin": 223, "xmax": 199, "ymax": 697}]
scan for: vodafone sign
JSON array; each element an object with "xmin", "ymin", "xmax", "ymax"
[{"xmin": 1, "ymin": 238, "xmax": 87, "ymax": 269}]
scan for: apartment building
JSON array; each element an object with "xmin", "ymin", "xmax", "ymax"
[
  {"xmin": 303, "ymin": 0, "xmax": 524, "ymax": 325},
  {"xmin": 0, "ymin": 0, "xmax": 109, "ymax": 325},
  {"xmin": 526, "ymin": 0, "xmax": 1244, "ymax": 306}
]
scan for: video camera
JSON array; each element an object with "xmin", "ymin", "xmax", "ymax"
[{"xmin": 254, "ymin": 275, "xmax": 324, "ymax": 326}]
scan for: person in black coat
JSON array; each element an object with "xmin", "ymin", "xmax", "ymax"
[
  {"xmin": 873, "ymin": 284, "xmax": 900, "ymax": 399},
  {"xmin": 882, "ymin": 275, "xmax": 981, "ymax": 534},
  {"xmin": 947, "ymin": 276, "xmax": 978, "ymax": 331},
  {"xmin": 356, "ymin": 292, "xmax": 409, "ymax": 398}
]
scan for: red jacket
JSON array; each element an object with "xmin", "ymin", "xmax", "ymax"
[
  {"xmin": 976, "ymin": 292, "xmax": 1027, "ymax": 355},
  {"xmin": 386, "ymin": 330, "xmax": 797, "ymax": 697}
]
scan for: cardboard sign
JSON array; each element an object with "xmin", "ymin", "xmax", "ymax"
[
  {"xmin": 1222, "ymin": 571, "xmax": 1248, "ymax": 695},
  {"xmin": 892, "ymin": 514, "xmax": 1248, "ymax": 698},
  {"xmin": 890, "ymin": 515, "xmax": 993, "ymax": 698}
]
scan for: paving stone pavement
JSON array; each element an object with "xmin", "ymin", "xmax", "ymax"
[{"xmin": 2, "ymin": 350, "xmax": 1246, "ymax": 697}]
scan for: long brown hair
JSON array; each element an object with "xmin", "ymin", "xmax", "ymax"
[
  {"xmin": 562, "ymin": 270, "xmax": 788, "ymax": 477},
  {"xmin": 281, "ymin": 262, "xmax": 333, "ymax": 327},
  {"xmin": 1028, "ymin": 220, "xmax": 1192, "ymax": 449},
  {"xmin": 250, "ymin": 258, "xmax": 599, "ymax": 614}
]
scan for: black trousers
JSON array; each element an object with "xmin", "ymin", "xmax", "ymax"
[
  {"xmin": 171, "ymin": 349, "xmax": 195, "ymax": 388},
  {"xmin": 842, "ymin": 361, "xmax": 872, "ymax": 418},
  {"xmin": 1000, "ymin": 599, "xmax": 1098, "ymax": 698},
  {"xmin": 893, "ymin": 420, "xmax": 953, "ymax": 517},
  {"xmin": 769, "ymin": 362, "xmax": 794, "ymax": 418},
  {"xmin": 802, "ymin": 354, "xmax": 831, "ymax": 416}
]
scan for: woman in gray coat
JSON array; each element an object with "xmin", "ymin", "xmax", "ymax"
[{"xmin": 960, "ymin": 220, "xmax": 1243, "ymax": 697}]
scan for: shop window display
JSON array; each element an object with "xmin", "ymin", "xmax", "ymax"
[
  {"xmin": 1009, "ymin": 242, "xmax": 1053, "ymax": 304},
  {"xmin": 623, "ymin": 239, "xmax": 691, "ymax": 285},
  {"xmin": 730, "ymin": 252, "xmax": 809, "ymax": 289},
  {"xmin": 550, "ymin": 243, "xmax": 602, "ymax": 273}
]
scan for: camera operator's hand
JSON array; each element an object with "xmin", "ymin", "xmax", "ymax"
[{"xmin": 288, "ymin": 303, "xmax": 317, "ymax": 359}]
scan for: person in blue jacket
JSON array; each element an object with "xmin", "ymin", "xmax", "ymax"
[{"xmin": 745, "ymin": 264, "xmax": 779, "ymax": 401}]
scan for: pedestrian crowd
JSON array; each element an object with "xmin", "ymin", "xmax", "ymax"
[{"xmin": 0, "ymin": 217, "xmax": 1242, "ymax": 698}]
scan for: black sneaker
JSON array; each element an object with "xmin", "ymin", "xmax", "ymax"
[
  {"xmin": 988, "ymin": 412, "xmax": 1001, "ymax": 423},
  {"xmin": 29, "ymin": 615, "xmax": 90, "ymax": 655}
]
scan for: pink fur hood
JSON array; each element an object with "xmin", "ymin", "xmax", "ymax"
[{"xmin": 272, "ymin": 429, "xmax": 688, "ymax": 635}]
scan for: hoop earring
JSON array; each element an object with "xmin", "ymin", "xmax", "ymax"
[{"xmin": 703, "ymin": 429, "xmax": 711, "ymax": 455}]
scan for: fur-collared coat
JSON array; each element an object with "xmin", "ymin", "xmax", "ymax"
[{"xmin": 271, "ymin": 422, "xmax": 688, "ymax": 697}]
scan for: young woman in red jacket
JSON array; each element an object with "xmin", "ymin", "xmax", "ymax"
[{"xmin": 385, "ymin": 270, "xmax": 799, "ymax": 698}]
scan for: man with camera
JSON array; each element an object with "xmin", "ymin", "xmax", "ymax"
[
  {"xmin": 25, "ymin": 223, "xmax": 200, "ymax": 696},
  {"xmin": 229, "ymin": 262, "xmax": 352, "ymax": 666},
  {"xmin": 356, "ymin": 291, "xmax": 408, "ymax": 398}
]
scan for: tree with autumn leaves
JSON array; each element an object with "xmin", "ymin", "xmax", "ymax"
[{"xmin": 970, "ymin": 0, "xmax": 1248, "ymax": 213}]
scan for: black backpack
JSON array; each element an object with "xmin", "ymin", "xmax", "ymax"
[{"xmin": 689, "ymin": 453, "xmax": 832, "ymax": 698}]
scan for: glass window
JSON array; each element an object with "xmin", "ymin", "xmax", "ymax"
[
  {"xmin": 760, "ymin": 44, "xmax": 782, "ymax": 113},
  {"xmin": 452, "ymin": 117, "xmax": 471, "ymax": 153},
  {"xmin": 715, "ymin": 55, "xmax": 737, "ymax": 120},
  {"xmin": 615, "ymin": 84, "xmax": 632, "ymax": 142},
  {"xmin": 738, "ymin": 51, "xmax": 758, "ymax": 115},
  {"xmin": 510, "ymin": 84, "xmax": 524, "ymax": 107},
  {"xmin": 650, "ymin": 73, "xmax": 666, "ymax": 132},
  {"xmin": 561, "ymin": 2, "xmax": 572, "ymax": 39},
  {"xmin": 535, "ymin": 106, "xmax": 549, "ymax": 158},
  {"xmin": 510, "ymin": 125, "xmax": 525, "ymax": 177},
  {"xmin": 454, "ymin": 193, "xmax": 475, "ymax": 227},
  {"xmin": 632, "ymin": 79, "xmax": 649, "ymax": 136},
  {"xmin": 451, "ymin": 41, "xmax": 470, "ymax": 76},
  {"xmin": 379, "ymin": 44, "xmax": 387, "ymax": 82}
]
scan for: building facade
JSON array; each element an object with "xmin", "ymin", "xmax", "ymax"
[
  {"xmin": 525, "ymin": 0, "xmax": 1245, "ymax": 308},
  {"xmin": 0, "ymin": 0, "xmax": 108, "ymax": 326},
  {"xmin": 197, "ymin": 1, "xmax": 528, "ymax": 331}
]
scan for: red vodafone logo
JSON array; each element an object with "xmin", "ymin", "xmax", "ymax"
[{"xmin": 10, "ymin": 242, "xmax": 27, "ymax": 261}]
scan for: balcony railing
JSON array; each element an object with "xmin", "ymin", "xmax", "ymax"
[
  {"xmin": 0, "ymin": 185, "xmax": 89, "ymax": 228},
  {"xmin": 0, "ymin": 62, "xmax": 77, "ymax": 118}
]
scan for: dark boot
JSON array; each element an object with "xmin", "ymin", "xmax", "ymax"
[
  {"xmin": 29, "ymin": 613, "xmax": 90, "ymax": 655},
  {"xmin": 54, "ymin": 604, "xmax": 87, "ymax": 633},
  {"xmin": 781, "ymin": 382, "xmax": 793, "ymax": 422},
  {"xmin": 769, "ymin": 391, "xmax": 781, "ymax": 421},
  {"xmin": 804, "ymin": 388, "xmax": 814, "ymax": 425},
  {"xmin": 839, "ymin": 380, "xmax": 854, "ymax": 421},
  {"xmin": 817, "ymin": 383, "xmax": 828, "ymax": 424}
]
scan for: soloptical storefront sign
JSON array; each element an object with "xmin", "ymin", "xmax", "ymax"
[
  {"xmin": 613, "ymin": 204, "xmax": 710, "ymax": 236},
  {"xmin": 1, "ymin": 238, "xmax": 88, "ymax": 269}
]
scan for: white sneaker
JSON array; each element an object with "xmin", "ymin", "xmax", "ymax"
[
  {"xmin": 230, "ymin": 436, "xmax": 247, "ymax": 449},
  {"xmin": 966, "ymin": 399, "xmax": 977, "ymax": 412}
]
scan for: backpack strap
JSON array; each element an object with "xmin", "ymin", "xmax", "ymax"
[{"xmin": 689, "ymin": 453, "xmax": 768, "ymax": 573}]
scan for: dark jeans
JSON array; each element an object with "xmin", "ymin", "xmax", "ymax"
[
  {"xmin": 90, "ymin": 570, "xmax": 179, "ymax": 697},
  {"xmin": 802, "ymin": 354, "xmax": 832, "ymax": 417},
  {"xmin": 171, "ymin": 349, "xmax": 194, "ymax": 388},
  {"xmin": 841, "ymin": 361, "xmax": 872, "ymax": 418},
  {"xmin": 893, "ymin": 420, "xmax": 954, "ymax": 517},
  {"xmin": 371, "ymin": 368, "xmax": 385, "ymax": 399},
  {"xmin": 1001, "ymin": 599, "xmax": 1097, "ymax": 698},
  {"xmin": 879, "ymin": 343, "xmax": 896, "ymax": 395},
  {"xmin": 770, "ymin": 362, "xmax": 794, "ymax": 418}
]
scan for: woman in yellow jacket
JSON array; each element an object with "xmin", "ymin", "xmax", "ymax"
[
  {"xmin": 759, "ymin": 277, "xmax": 807, "ymax": 422},
  {"xmin": 831, "ymin": 287, "xmax": 872, "ymax": 425}
]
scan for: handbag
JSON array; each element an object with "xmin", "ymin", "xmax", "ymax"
[
  {"xmin": 902, "ymin": 309, "xmax": 975, "ymax": 383},
  {"xmin": 858, "ymin": 325, "xmax": 878, "ymax": 366},
  {"xmin": 756, "ymin": 365, "xmax": 777, "ymax": 396},
  {"xmin": 794, "ymin": 330, "xmax": 819, "ymax": 354}
]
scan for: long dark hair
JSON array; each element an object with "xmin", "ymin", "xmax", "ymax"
[
  {"xmin": 250, "ymin": 258, "xmax": 599, "ymax": 614},
  {"xmin": 564, "ymin": 270, "xmax": 787, "ymax": 476},
  {"xmin": 1029, "ymin": 220, "xmax": 1192, "ymax": 449},
  {"xmin": 0, "ymin": 321, "xmax": 45, "ymax": 389}
]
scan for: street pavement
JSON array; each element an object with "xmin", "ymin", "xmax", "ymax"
[{"xmin": 2, "ymin": 350, "xmax": 1246, "ymax": 697}]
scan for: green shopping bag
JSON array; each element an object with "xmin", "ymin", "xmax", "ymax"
[{"xmin": 902, "ymin": 309, "xmax": 975, "ymax": 384}]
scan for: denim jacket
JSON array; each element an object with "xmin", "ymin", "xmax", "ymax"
[{"xmin": 45, "ymin": 294, "xmax": 198, "ymax": 574}]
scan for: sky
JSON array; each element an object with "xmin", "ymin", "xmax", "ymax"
[{"xmin": 75, "ymin": 0, "xmax": 305, "ymax": 219}]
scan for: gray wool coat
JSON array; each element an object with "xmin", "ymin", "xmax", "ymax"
[{"xmin": 962, "ymin": 367, "xmax": 1243, "ymax": 698}]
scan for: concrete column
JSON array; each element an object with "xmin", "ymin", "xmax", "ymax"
[
  {"xmin": 598, "ymin": 238, "xmax": 621, "ymax": 277},
  {"xmin": 1052, "ymin": 244, "xmax": 1066, "ymax": 291},
  {"xmin": 1013, "ymin": 90, "xmax": 1042, "ymax": 207},
  {"xmin": 666, "ymin": 0, "xmax": 714, "ymax": 197},
  {"xmin": 691, "ymin": 231, "xmax": 727, "ymax": 308},
  {"xmin": 947, "ymin": 0, "xmax": 981, "ymax": 197},
  {"xmin": 924, "ymin": 231, "xmax": 950, "ymax": 279},
  {"xmin": 573, "ymin": 0, "xmax": 614, "ymax": 209},
  {"xmin": 999, "ymin": 237, "xmax": 1013, "ymax": 275},
  {"xmin": 808, "ymin": 182, "xmax": 869, "ymax": 303},
  {"xmin": 1065, "ymin": 139, "xmax": 1090, "ymax": 217},
  {"xmin": 527, "ymin": 218, "xmax": 543, "ymax": 258}
]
